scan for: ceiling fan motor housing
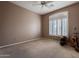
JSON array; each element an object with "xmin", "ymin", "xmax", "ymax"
[{"xmin": 41, "ymin": 1, "xmax": 46, "ymax": 5}]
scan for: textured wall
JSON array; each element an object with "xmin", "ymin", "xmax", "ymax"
[
  {"xmin": 0, "ymin": 2, "xmax": 41, "ymax": 46},
  {"xmin": 42, "ymin": 3, "xmax": 79, "ymax": 38}
]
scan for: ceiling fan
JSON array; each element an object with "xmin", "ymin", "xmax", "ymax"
[{"xmin": 32, "ymin": 1, "xmax": 54, "ymax": 8}]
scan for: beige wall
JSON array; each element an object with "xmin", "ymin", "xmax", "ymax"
[
  {"xmin": 0, "ymin": 2, "xmax": 41, "ymax": 46},
  {"xmin": 42, "ymin": 3, "xmax": 79, "ymax": 38}
]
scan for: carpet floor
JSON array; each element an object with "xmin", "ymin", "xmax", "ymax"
[{"xmin": 0, "ymin": 38, "xmax": 79, "ymax": 58}]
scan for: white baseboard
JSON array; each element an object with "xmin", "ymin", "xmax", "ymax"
[{"xmin": 0, "ymin": 38, "xmax": 40, "ymax": 49}]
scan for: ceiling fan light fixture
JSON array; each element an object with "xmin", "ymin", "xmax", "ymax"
[{"xmin": 33, "ymin": 1, "xmax": 54, "ymax": 8}]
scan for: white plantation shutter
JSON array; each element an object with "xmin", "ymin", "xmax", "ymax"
[
  {"xmin": 49, "ymin": 11, "xmax": 68, "ymax": 37},
  {"xmin": 52, "ymin": 20, "xmax": 57, "ymax": 35}
]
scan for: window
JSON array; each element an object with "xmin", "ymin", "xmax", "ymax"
[{"xmin": 49, "ymin": 11, "xmax": 68, "ymax": 37}]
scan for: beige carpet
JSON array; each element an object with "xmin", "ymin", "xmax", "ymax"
[{"xmin": 0, "ymin": 38, "xmax": 79, "ymax": 58}]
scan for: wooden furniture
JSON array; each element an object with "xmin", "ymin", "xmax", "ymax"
[
  {"xmin": 70, "ymin": 33, "xmax": 79, "ymax": 52},
  {"xmin": 70, "ymin": 34, "xmax": 77, "ymax": 47},
  {"xmin": 74, "ymin": 33, "xmax": 79, "ymax": 52}
]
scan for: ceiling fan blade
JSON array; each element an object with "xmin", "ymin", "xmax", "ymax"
[
  {"xmin": 45, "ymin": 4, "xmax": 54, "ymax": 8},
  {"xmin": 46, "ymin": 2, "xmax": 54, "ymax": 7},
  {"xmin": 45, "ymin": 1, "xmax": 54, "ymax": 4},
  {"xmin": 32, "ymin": 4, "xmax": 41, "ymax": 5}
]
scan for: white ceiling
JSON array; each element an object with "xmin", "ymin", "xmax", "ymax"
[{"xmin": 10, "ymin": 1, "xmax": 78, "ymax": 15}]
